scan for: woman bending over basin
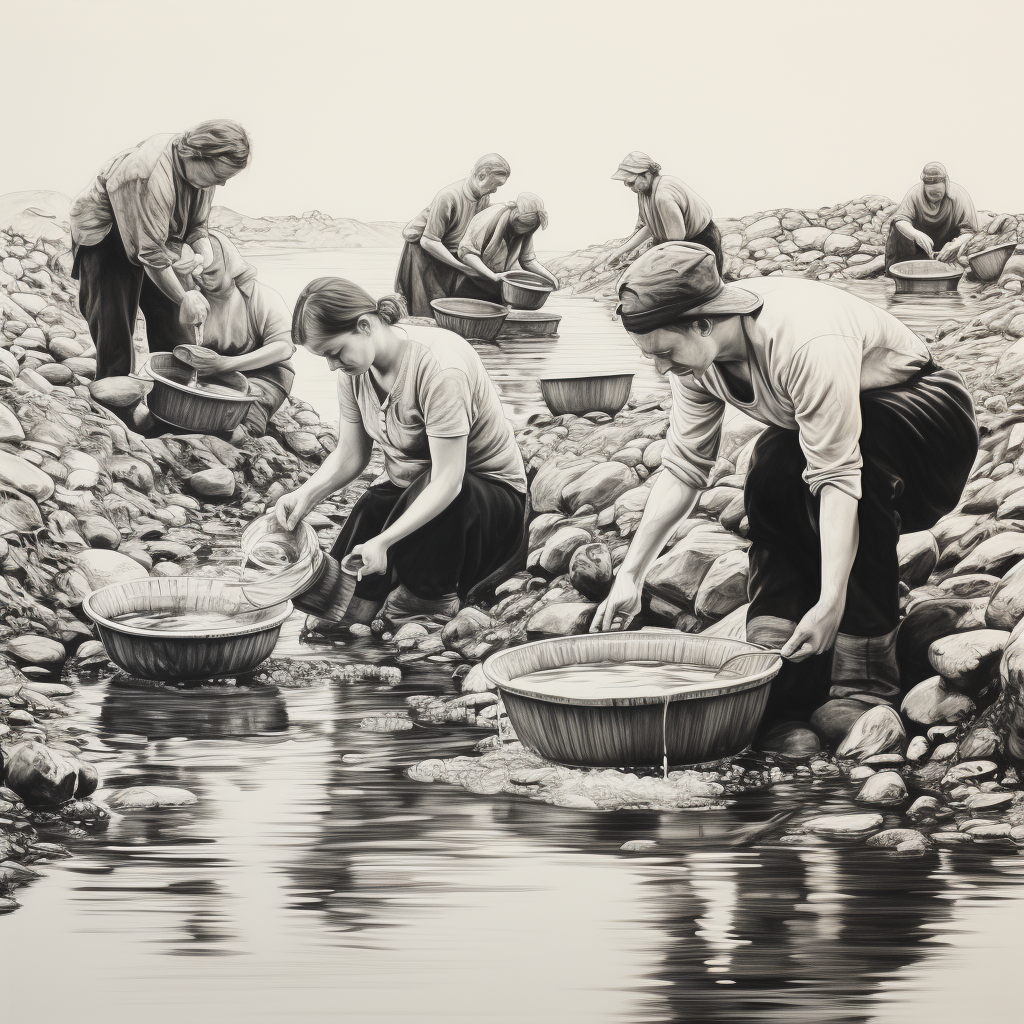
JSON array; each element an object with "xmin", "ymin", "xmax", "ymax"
[{"xmin": 276, "ymin": 278, "xmax": 528, "ymax": 629}]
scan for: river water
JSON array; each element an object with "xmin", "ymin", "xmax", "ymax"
[{"xmin": 3, "ymin": 250, "xmax": 1020, "ymax": 1024}]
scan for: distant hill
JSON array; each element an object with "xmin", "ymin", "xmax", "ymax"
[
  {"xmin": 0, "ymin": 191, "xmax": 403, "ymax": 249},
  {"xmin": 210, "ymin": 207, "xmax": 405, "ymax": 249}
]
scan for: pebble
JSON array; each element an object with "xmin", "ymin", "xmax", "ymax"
[
  {"xmin": 865, "ymin": 828, "xmax": 926, "ymax": 848},
  {"xmin": 908, "ymin": 796, "xmax": 941, "ymax": 820},
  {"xmin": 804, "ymin": 813, "xmax": 883, "ymax": 838},
  {"xmin": 856, "ymin": 771, "xmax": 908, "ymax": 807},
  {"xmin": 103, "ymin": 787, "xmax": 198, "ymax": 810}
]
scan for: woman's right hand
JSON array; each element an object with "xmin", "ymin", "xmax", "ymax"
[
  {"xmin": 274, "ymin": 487, "xmax": 316, "ymax": 531},
  {"xmin": 591, "ymin": 572, "xmax": 643, "ymax": 632},
  {"xmin": 179, "ymin": 290, "xmax": 210, "ymax": 326},
  {"xmin": 915, "ymin": 230, "xmax": 935, "ymax": 258}
]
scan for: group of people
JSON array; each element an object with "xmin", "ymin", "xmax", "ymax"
[{"xmin": 68, "ymin": 121, "xmax": 982, "ymax": 744}]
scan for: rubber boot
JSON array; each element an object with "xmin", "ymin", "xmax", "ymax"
[{"xmin": 810, "ymin": 628, "xmax": 901, "ymax": 744}]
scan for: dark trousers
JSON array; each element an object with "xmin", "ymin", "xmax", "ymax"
[
  {"xmin": 746, "ymin": 364, "xmax": 977, "ymax": 637},
  {"xmin": 395, "ymin": 241, "xmax": 468, "ymax": 318},
  {"xmin": 73, "ymin": 226, "xmax": 191, "ymax": 379},
  {"xmin": 244, "ymin": 363, "xmax": 295, "ymax": 434},
  {"xmin": 330, "ymin": 472, "xmax": 527, "ymax": 603},
  {"xmin": 689, "ymin": 220, "xmax": 724, "ymax": 275}
]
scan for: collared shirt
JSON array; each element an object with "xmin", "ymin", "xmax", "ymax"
[
  {"xmin": 890, "ymin": 181, "xmax": 978, "ymax": 241},
  {"xmin": 69, "ymin": 134, "xmax": 214, "ymax": 270},
  {"xmin": 457, "ymin": 203, "xmax": 538, "ymax": 272},
  {"xmin": 662, "ymin": 277, "xmax": 931, "ymax": 501},
  {"xmin": 402, "ymin": 179, "xmax": 491, "ymax": 255},
  {"xmin": 336, "ymin": 323, "xmax": 526, "ymax": 492},
  {"xmin": 637, "ymin": 174, "xmax": 713, "ymax": 242}
]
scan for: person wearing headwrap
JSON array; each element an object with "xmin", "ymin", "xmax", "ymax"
[
  {"xmin": 395, "ymin": 154, "xmax": 511, "ymax": 316},
  {"xmin": 455, "ymin": 193, "xmax": 558, "ymax": 302},
  {"xmin": 189, "ymin": 230, "xmax": 296, "ymax": 435},
  {"xmin": 590, "ymin": 151, "xmax": 722, "ymax": 275},
  {"xmin": 593, "ymin": 241, "xmax": 979, "ymax": 750},
  {"xmin": 885, "ymin": 162, "xmax": 979, "ymax": 272}
]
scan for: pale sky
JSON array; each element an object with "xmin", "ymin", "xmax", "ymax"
[{"xmin": 1, "ymin": 0, "xmax": 1021, "ymax": 250}]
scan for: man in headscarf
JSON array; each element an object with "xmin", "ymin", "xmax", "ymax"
[
  {"xmin": 592, "ymin": 152, "xmax": 722, "ymax": 274},
  {"xmin": 455, "ymin": 193, "xmax": 558, "ymax": 302},
  {"xmin": 187, "ymin": 230, "xmax": 296, "ymax": 435},
  {"xmin": 395, "ymin": 154, "xmax": 511, "ymax": 316},
  {"xmin": 885, "ymin": 162, "xmax": 979, "ymax": 272}
]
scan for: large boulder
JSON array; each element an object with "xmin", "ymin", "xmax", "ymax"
[
  {"xmin": 646, "ymin": 530, "xmax": 748, "ymax": 611},
  {"xmin": 693, "ymin": 548, "xmax": 749, "ymax": 619},
  {"xmin": 927, "ymin": 629, "xmax": 1010, "ymax": 690},
  {"xmin": 539, "ymin": 527, "xmax": 592, "ymax": 575},
  {"xmin": 525, "ymin": 602, "xmax": 596, "ymax": 638},
  {"xmin": 855, "ymin": 770, "xmax": 907, "ymax": 807},
  {"xmin": 743, "ymin": 216, "xmax": 781, "ymax": 243},
  {"xmin": 187, "ymin": 466, "xmax": 236, "ymax": 500},
  {"xmin": 822, "ymin": 233, "xmax": 861, "ymax": 256},
  {"xmin": 792, "ymin": 226, "xmax": 832, "ymax": 251},
  {"xmin": 898, "ymin": 531, "xmax": 939, "ymax": 588},
  {"xmin": 562, "ymin": 462, "xmax": 639, "ymax": 513},
  {"xmin": 531, "ymin": 455, "xmax": 598, "ymax": 513},
  {"xmin": 3, "ymin": 741, "xmax": 80, "ymax": 806},
  {"xmin": 73, "ymin": 548, "xmax": 149, "ymax": 591},
  {"xmin": 613, "ymin": 479, "xmax": 656, "ymax": 536},
  {"xmin": 896, "ymin": 597, "xmax": 988, "ymax": 684},
  {"xmin": 835, "ymin": 705, "xmax": 906, "ymax": 759},
  {"xmin": 901, "ymin": 675, "xmax": 976, "ymax": 726},
  {"xmin": 0, "ymin": 451, "xmax": 55, "ymax": 502},
  {"xmin": 568, "ymin": 542, "xmax": 614, "ymax": 600},
  {"xmin": 985, "ymin": 560, "xmax": 1024, "ymax": 629},
  {"xmin": 5, "ymin": 634, "xmax": 65, "ymax": 668}
]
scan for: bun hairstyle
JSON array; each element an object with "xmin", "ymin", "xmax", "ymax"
[
  {"xmin": 292, "ymin": 277, "xmax": 408, "ymax": 347},
  {"xmin": 179, "ymin": 119, "xmax": 251, "ymax": 171}
]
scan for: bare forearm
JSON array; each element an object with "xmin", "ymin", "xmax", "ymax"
[
  {"xmin": 618, "ymin": 472, "xmax": 700, "ymax": 581},
  {"xmin": 144, "ymin": 265, "xmax": 188, "ymax": 303},
  {"xmin": 222, "ymin": 341, "xmax": 295, "ymax": 374},
  {"xmin": 300, "ymin": 439, "xmax": 371, "ymax": 504},
  {"xmin": 421, "ymin": 237, "xmax": 465, "ymax": 272},
  {"xmin": 818, "ymin": 485, "xmax": 859, "ymax": 610},
  {"xmin": 461, "ymin": 253, "xmax": 497, "ymax": 281},
  {"xmin": 520, "ymin": 257, "xmax": 558, "ymax": 287},
  {"xmin": 377, "ymin": 477, "xmax": 462, "ymax": 547},
  {"xmin": 615, "ymin": 225, "xmax": 652, "ymax": 258}
]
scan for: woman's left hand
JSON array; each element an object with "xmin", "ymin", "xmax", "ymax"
[
  {"xmin": 197, "ymin": 353, "xmax": 232, "ymax": 375},
  {"xmin": 351, "ymin": 536, "xmax": 390, "ymax": 578},
  {"xmin": 781, "ymin": 600, "xmax": 845, "ymax": 662}
]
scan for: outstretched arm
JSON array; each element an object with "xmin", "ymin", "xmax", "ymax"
[{"xmin": 781, "ymin": 485, "xmax": 859, "ymax": 659}]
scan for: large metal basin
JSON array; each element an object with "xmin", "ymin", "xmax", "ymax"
[
  {"xmin": 83, "ymin": 576, "xmax": 291, "ymax": 681},
  {"xmin": 890, "ymin": 260, "xmax": 962, "ymax": 294},
  {"xmin": 145, "ymin": 352, "xmax": 257, "ymax": 433},
  {"xmin": 968, "ymin": 242, "xmax": 1017, "ymax": 282},
  {"xmin": 430, "ymin": 298, "xmax": 508, "ymax": 342},
  {"xmin": 540, "ymin": 372, "xmax": 634, "ymax": 416},
  {"xmin": 483, "ymin": 632, "xmax": 781, "ymax": 768}
]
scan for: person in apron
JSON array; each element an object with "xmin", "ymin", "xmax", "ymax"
[
  {"xmin": 454, "ymin": 193, "xmax": 559, "ymax": 302},
  {"xmin": 277, "ymin": 277, "xmax": 528, "ymax": 631},
  {"xmin": 593, "ymin": 241, "xmax": 979, "ymax": 745},
  {"xmin": 884, "ymin": 162, "xmax": 979, "ymax": 272},
  {"xmin": 185, "ymin": 231, "xmax": 296, "ymax": 436},
  {"xmin": 394, "ymin": 155, "xmax": 511, "ymax": 317},
  {"xmin": 69, "ymin": 121, "xmax": 251, "ymax": 381},
  {"xmin": 590, "ymin": 151, "xmax": 723, "ymax": 275}
]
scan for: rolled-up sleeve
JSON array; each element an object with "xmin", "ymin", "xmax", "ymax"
[
  {"xmin": 785, "ymin": 336, "xmax": 864, "ymax": 500},
  {"xmin": 890, "ymin": 187, "xmax": 920, "ymax": 225},
  {"xmin": 422, "ymin": 191, "xmax": 457, "ymax": 244},
  {"xmin": 249, "ymin": 282, "xmax": 295, "ymax": 351},
  {"xmin": 661, "ymin": 374, "xmax": 726, "ymax": 489},
  {"xmin": 421, "ymin": 368, "xmax": 471, "ymax": 437},
  {"xmin": 109, "ymin": 174, "xmax": 177, "ymax": 269}
]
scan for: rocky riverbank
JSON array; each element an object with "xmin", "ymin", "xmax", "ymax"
[
  {"xmin": 5, "ymin": 202, "xmax": 1024, "ymax": 914},
  {"xmin": 550, "ymin": 195, "xmax": 1023, "ymax": 297}
]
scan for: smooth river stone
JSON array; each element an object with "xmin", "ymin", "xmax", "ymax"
[
  {"xmin": 964, "ymin": 791, "xmax": 1014, "ymax": 812},
  {"xmin": 805, "ymin": 813, "xmax": 883, "ymax": 838},
  {"xmin": 941, "ymin": 760, "xmax": 999, "ymax": 786},
  {"xmin": 866, "ymin": 828, "xmax": 928, "ymax": 849},
  {"xmin": 105, "ymin": 786, "xmax": 198, "ymax": 810},
  {"xmin": 856, "ymin": 770, "xmax": 908, "ymax": 807}
]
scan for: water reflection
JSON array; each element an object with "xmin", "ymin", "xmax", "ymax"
[{"xmin": 102, "ymin": 681, "xmax": 289, "ymax": 740}]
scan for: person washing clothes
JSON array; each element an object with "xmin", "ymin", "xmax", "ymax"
[
  {"xmin": 593, "ymin": 241, "xmax": 979, "ymax": 745},
  {"xmin": 275, "ymin": 278, "xmax": 527, "ymax": 631},
  {"xmin": 455, "ymin": 193, "xmax": 559, "ymax": 302},
  {"xmin": 395, "ymin": 155, "xmax": 511, "ymax": 317},
  {"xmin": 884, "ymin": 162, "xmax": 979, "ymax": 272},
  {"xmin": 69, "ymin": 120, "xmax": 251, "ymax": 381},
  {"xmin": 591, "ymin": 152, "xmax": 723, "ymax": 275},
  {"xmin": 185, "ymin": 230, "xmax": 296, "ymax": 436}
]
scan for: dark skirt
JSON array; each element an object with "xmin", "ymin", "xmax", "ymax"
[
  {"xmin": 295, "ymin": 471, "xmax": 528, "ymax": 618},
  {"xmin": 394, "ymin": 241, "xmax": 468, "ymax": 318},
  {"xmin": 689, "ymin": 219, "xmax": 724, "ymax": 275},
  {"xmin": 73, "ymin": 225, "xmax": 192, "ymax": 380},
  {"xmin": 744, "ymin": 363, "xmax": 979, "ymax": 639}
]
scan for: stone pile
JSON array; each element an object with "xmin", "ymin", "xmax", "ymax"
[{"xmin": 550, "ymin": 196, "xmax": 1022, "ymax": 295}]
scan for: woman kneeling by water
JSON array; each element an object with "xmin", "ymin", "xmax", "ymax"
[
  {"xmin": 594, "ymin": 241, "xmax": 979, "ymax": 745},
  {"xmin": 276, "ymin": 279, "xmax": 528, "ymax": 629},
  {"xmin": 189, "ymin": 231, "xmax": 296, "ymax": 435}
]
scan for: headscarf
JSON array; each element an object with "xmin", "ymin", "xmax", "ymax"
[
  {"xmin": 199, "ymin": 230, "xmax": 254, "ymax": 354},
  {"xmin": 513, "ymin": 192, "xmax": 549, "ymax": 230},
  {"xmin": 918, "ymin": 161, "xmax": 949, "ymax": 218}
]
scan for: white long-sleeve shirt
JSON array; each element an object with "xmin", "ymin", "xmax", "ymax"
[{"xmin": 662, "ymin": 277, "xmax": 931, "ymax": 500}]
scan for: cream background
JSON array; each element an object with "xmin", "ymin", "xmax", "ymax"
[{"xmin": 0, "ymin": 0, "xmax": 1021, "ymax": 250}]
